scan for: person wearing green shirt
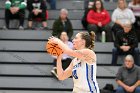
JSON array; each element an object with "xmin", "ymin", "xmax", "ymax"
[{"xmin": 4, "ymin": 0, "xmax": 27, "ymax": 30}]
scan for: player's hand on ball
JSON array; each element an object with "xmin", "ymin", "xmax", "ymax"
[{"xmin": 48, "ymin": 36, "xmax": 60, "ymax": 44}]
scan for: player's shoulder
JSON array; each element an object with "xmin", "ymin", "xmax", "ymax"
[
  {"xmin": 77, "ymin": 49, "xmax": 96, "ymax": 58},
  {"xmin": 81, "ymin": 48, "xmax": 95, "ymax": 54}
]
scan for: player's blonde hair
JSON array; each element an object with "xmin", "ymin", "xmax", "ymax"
[{"xmin": 79, "ymin": 31, "xmax": 95, "ymax": 50}]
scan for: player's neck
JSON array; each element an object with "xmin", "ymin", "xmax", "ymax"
[{"xmin": 77, "ymin": 46, "xmax": 86, "ymax": 50}]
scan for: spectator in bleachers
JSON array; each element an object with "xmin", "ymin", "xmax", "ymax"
[
  {"xmin": 111, "ymin": 20, "xmax": 139, "ymax": 66},
  {"xmin": 84, "ymin": 0, "xmax": 94, "ymax": 9},
  {"xmin": 112, "ymin": 0, "xmax": 135, "ymax": 36},
  {"xmin": 51, "ymin": 32, "xmax": 73, "ymax": 79},
  {"xmin": 116, "ymin": 55, "xmax": 140, "ymax": 93},
  {"xmin": 52, "ymin": 8, "xmax": 73, "ymax": 40},
  {"xmin": 4, "ymin": 0, "xmax": 27, "ymax": 30},
  {"xmin": 87, "ymin": 0, "xmax": 113, "ymax": 42},
  {"xmin": 128, "ymin": 0, "xmax": 140, "ymax": 42},
  {"xmin": 27, "ymin": 0, "xmax": 48, "ymax": 30},
  {"xmin": 82, "ymin": 1, "xmax": 94, "ymax": 30},
  {"xmin": 46, "ymin": 0, "xmax": 56, "ymax": 10}
]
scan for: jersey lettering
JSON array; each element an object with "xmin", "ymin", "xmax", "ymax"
[{"xmin": 72, "ymin": 70, "xmax": 78, "ymax": 79}]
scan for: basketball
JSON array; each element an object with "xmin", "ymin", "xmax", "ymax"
[{"xmin": 46, "ymin": 41, "xmax": 63, "ymax": 56}]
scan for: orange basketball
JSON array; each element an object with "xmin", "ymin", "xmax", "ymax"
[{"xmin": 46, "ymin": 41, "xmax": 63, "ymax": 56}]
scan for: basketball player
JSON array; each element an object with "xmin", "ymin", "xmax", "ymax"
[{"xmin": 49, "ymin": 31, "xmax": 100, "ymax": 93}]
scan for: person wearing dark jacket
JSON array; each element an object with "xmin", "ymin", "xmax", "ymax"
[
  {"xmin": 84, "ymin": 0, "xmax": 94, "ymax": 9},
  {"xmin": 4, "ymin": 0, "xmax": 26, "ymax": 30},
  {"xmin": 81, "ymin": 1, "xmax": 94, "ymax": 30},
  {"xmin": 52, "ymin": 8, "xmax": 73, "ymax": 40},
  {"xmin": 112, "ymin": 21, "xmax": 139, "ymax": 66},
  {"xmin": 27, "ymin": 0, "xmax": 47, "ymax": 29}
]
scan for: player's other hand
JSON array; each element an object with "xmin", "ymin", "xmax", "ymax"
[{"xmin": 48, "ymin": 36, "xmax": 60, "ymax": 44}]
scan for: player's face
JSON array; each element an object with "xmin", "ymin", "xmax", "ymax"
[{"xmin": 72, "ymin": 33, "xmax": 84, "ymax": 50}]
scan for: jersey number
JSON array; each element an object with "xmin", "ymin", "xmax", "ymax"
[{"xmin": 72, "ymin": 70, "xmax": 78, "ymax": 79}]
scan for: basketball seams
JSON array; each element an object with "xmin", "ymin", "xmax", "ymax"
[
  {"xmin": 48, "ymin": 43, "xmax": 62, "ymax": 50},
  {"xmin": 46, "ymin": 41, "xmax": 63, "ymax": 56},
  {"xmin": 51, "ymin": 44, "xmax": 61, "ymax": 49},
  {"xmin": 53, "ymin": 47, "xmax": 59, "ymax": 56}
]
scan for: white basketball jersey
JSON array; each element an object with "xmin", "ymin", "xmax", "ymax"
[{"xmin": 72, "ymin": 58, "xmax": 100, "ymax": 93}]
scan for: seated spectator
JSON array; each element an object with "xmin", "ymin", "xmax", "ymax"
[
  {"xmin": 52, "ymin": 8, "xmax": 73, "ymax": 40},
  {"xmin": 128, "ymin": 0, "xmax": 140, "ymax": 42},
  {"xmin": 46, "ymin": 0, "xmax": 56, "ymax": 10},
  {"xmin": 4, "ymin": 0, "xmax": 27, "ymax": 30},
  {"xmin": 87, "ymin": 0, "xmax": 113, "ymax": 42},
  {"xmin": 112, "ymin": 0, "xmax": 135, "ymax": 36},
  {"xmin": 84, "ymin": 0, "xmax": 94, "ymax": 9},
  {"xmin": 27, "ymin": 0, "xmax": 48, "ymax": 30},
  {"xmin": 111, "ymin": 20, "xmax": 139, "ymax": 66},
  {"xmin": 116, "ymin": 55, "xmax": 140, "ymax": 93},
  {"xmin": 51, "ymin": 32, "xmax": 73, "ymax": 79},
  {"xmin": 82, "ymin": 1, "xmax": 94, "ymax": 30}
]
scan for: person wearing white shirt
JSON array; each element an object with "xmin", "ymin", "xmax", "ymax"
[{"xmin": 112, "ymin": 0, "xmax": 135, "ymax": 36}]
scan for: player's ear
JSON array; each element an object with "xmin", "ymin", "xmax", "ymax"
[{"xmin": 81, "ymin": 39, "xmax": 85, "ymax": 45}]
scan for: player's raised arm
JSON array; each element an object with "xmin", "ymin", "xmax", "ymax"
[
  {"xmin": 56, "ymin": 54, "xmax": 73, "ymax": 80},
  {"xmin": 48, "ymin": 31, "xmax": 96, "ymax": 64}
]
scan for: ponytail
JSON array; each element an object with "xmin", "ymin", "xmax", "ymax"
[{"xmin": 88, "ymin": 31, "xmax": 95, "ymax": 50}]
